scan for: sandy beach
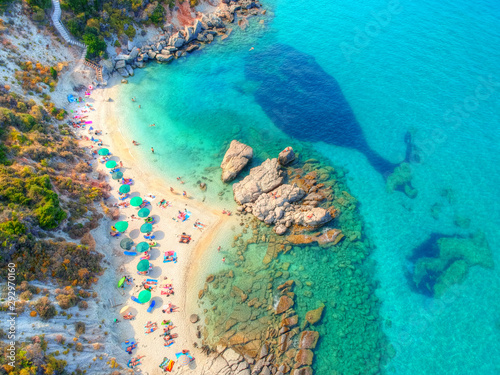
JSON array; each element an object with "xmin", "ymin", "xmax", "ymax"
[{"xmin": 69, "ymin": 79, "xmax": 237, "ymax": 374}]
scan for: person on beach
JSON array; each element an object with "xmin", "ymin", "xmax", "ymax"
[
  {"xmin": 177, "ymin": 177, "xmax": 184, "ymax": 184},
  {"xmin": 151, "ymin": 147, "xmax": 154, "ymax": 153},
  {"xmin": 120, "ymin": 161, "xmax": 123, "ymax": 167},
  {"xmin": 222, "ymin": 257, "xmax": 226, "ymax": 263},
  {"xmin": 170, "ymin": 187, "xmax": 174, "ymax": 193},
  {"xmin": 150, "ymin": 123, "xmax": 156, "ymax": 127},
  {"xmin": 133, "ymin": 140, "xmax": 139, "ymax": 146},
  {"xmin": 218, "ymin": 246, "xmax": 221, "ymax": 252},
  {"xmin": 182, "ymin": 191, "xmax": 187, "ymax": 197},
  {"xmin": 138, "ymin": 105, "xmax": 141, "ymax": 109}
]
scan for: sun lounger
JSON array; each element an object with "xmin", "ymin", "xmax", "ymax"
[{"xmin": 147, "ymin": 300, "xmax": 156, "ymax": 313}]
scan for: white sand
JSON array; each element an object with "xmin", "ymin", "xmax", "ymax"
[{"xmin": 68, "ymin": 78, "xmax": 237, "ymax": 374}]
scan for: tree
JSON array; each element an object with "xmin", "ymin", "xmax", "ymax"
[
  {"xmin": 83, "ymin": 29, "xmax": 106, "ymax": 59},
  {"xmin": 50, "ymin": 67, "xmax": 57, "ymax": 81}
]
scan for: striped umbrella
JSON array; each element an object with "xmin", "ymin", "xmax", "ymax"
[
  {"xmin": 119, "ymin": 185, "xmax": 130, "ymax": 194},
  {"xmin": 106, "ymin": 160, "xmax": 117, "ymax": 169}
]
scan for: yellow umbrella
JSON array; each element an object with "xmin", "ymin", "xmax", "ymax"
[{"xmin": 120, "ymin": 305, "xmax": 130, "ymax": 314}]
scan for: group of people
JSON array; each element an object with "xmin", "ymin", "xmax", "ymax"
[{"xmin": 75, "ymin": 99, "xmax": 196, "ymax": 372}]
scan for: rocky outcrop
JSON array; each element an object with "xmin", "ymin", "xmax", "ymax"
[
  {"xmin": 221, "ymin": 140, "xmax": 254, "ymax": 183},
  {"xmin": 233, "ymin": 158, "xmax": 284, "ymax": 204},
  {"xmin": 278, "ymin": 147, "xmax": 295, "ymax": 166},
  {"xmin": 252, "ymin": 184, "xmax": 306, "ymax": 224}
]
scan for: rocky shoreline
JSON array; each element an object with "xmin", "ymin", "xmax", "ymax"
[
  {"xmin": 102, "ymin": 0, "xmax": 266, "ymax": 81},
  {"xmin": 194, "ymin": 141, "xmax": 390, "ymax": 374}
]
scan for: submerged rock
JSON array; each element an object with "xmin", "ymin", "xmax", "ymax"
[
  {"xmin": 409, "ymin": 232, "xmax": 493, "ymax": 297},
  {"xmin": 275, "ymin": 295, "xmax": 294, "ymax": 314},
  {"xmin": 221, "ymin": 140, "xmax": 254, "ymax": 182},
  {"xmin": 233, "ymin": 158, "xmax": 284, "ymax": 204},
  {"xmin": 299, "ymin": 331, "xmax": 319, "ymax": 349},
  {"xmin": 305, "ymin": 304, "xmax": 324, "ymax": 325}
]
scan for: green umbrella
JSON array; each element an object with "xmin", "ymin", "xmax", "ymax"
[
  {"xmin": 137, "ymin": 259, "xmax": 150, "ymax": 272},
  {"xmin": 106, "ymin": 160, "xmax": 117, "ymax": 169},
  {"xmin": 140, "ymin": 223, "xmax": 152, "ymax": 233},
  {"xmin": 114, "ymin": 221, "xmax": 129, "ymax": 232},
  {"xmin": 136, "ymin": 242, "xmax": 149, "ymax": 253},
  {"xmin": 98, "ymin": 148, "xmax": 109, "ymax": 156},
  {"xmin": 138, "ymin": 208, "xmax": 150, "ymax": 218},
  {"xmin": 117, "ymin": 276, "xmax": 126, "ymax": 288},
  {"xmin": 112, "ymin": 171, "xmax": 123, "ymax": 180},
  {"xmin": 120, "ymin": 237, "xmax": 134, "ymax": 250},
  {"xmin": 138, "ymin": 289, "xmax": 151, "ymax": 304},
  {"xmin": 119, "ymin": 185, "xmax": 130, "ymax": 194},
  {"xmin": 130, "ymin": 197, "xmax": 143, "ymax": 207}
]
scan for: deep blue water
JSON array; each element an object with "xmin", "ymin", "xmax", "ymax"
[{"xmin": 114, "ymin": 0, "xmax": 500, "ymax": 373}]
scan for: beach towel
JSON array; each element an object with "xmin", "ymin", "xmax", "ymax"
[
  {"xmin": 85, "ymin": 121, "xmax": 92, "ymax": 124},
  {"xmin": 147, "ymin": 300, "xmax": 156, "ymax": 313}
]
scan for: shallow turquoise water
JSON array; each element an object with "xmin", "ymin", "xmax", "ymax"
[{"xmin": 115, "ymin": 0, "xmax": 500, "ymax": 373}]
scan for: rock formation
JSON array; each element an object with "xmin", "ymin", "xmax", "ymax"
[
  {"xmin": 278, "ymin": 147, "xmax": 295, "ymax": 166},
  {"xmin": 231, "ymin": 150, "xmax": 334, "ymax": 234},
  {"xmin": 233, "ymin": 158, "xmax": 284, "ymax": 204},
  {"xmin": 221, "ymin": 140, "xmax": 254, "ymax": 183}
]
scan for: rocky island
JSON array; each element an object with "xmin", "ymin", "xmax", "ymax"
[{"xmin": 222, "ymin": 142, "xmax": 335, "ymax": 235}]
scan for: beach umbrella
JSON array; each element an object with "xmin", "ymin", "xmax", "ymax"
[
  {"xmin": 98, "ymin": 148, "xmax": 109, "ymax": 156},
  {"xmin": 115, "ymin": 221, "xmax": 129, "ymax": 232},
  {"xmin": 120, "ymin": 238, "xmax": 134, "ymax": 250},
  {"xmin": 140, "ymin": 223, "xmax": 152, "ymax": 233},
  {"xmin": 117, "ymin": 277, "xmax": 126, "ymax": 288},
  {"xmin": 111, "ymin": 171, "xmax": 123, "ymax": 180},
  {"xmin": 137, "ymin": 259, "xmax": 150, "ymax": 272},
  {"xmin": 120, "ymin": 305, "xmax": 130, "ymax": 314},
  {"xmin": 138, "ymin": 207, "xmax": 150, "ymax": 218},
  {"xmin": 106, "ymin": 160, "xmax": 117, "ymax": 169},
  {"xmin": 177, "ymin": 355, "xmax": 191, "ymax": 367},
  {"xmin": 138, "ymin": 289, "xmax": 151, "ymax": 304},
  {"xmin": 136, "ymin": 242, "xmax": 149, "ymax": 253},
  {"xmin": 130, "ymin": 197, "xmax": 143, "ymax": 207},
  {"xmin": 119, "ymin": 185, "xmax": 131, "ymax": 194}
]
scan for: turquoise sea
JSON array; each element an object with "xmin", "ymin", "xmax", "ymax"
[{"xmin": 114, "ymin": 0, "xmax": 500, "ymax": 373}]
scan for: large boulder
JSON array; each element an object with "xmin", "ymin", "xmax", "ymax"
[
  {"xmin": 193, "ymin": 19, "xmax": 204, "ymax": 35},
  {"xmin": 221, "ymin": 140, "xmax": 253, "ymax": 183},
  {"xmin": 115, "ymin": 60, "xmax": 126, "ymax": 69},
  {"xmin": 184, "ymin": 26, "xmax": 195, "ymax": 43},
  {"xmin": 294, "ymin": 207, "xmax": 332, "ymax": 227},
  {"xmin": 278, "ymin": 147, "xmax": 296, "ymax": 166},
  {"xmin": 252, "ymin": 184, "xmax": 306, "ymax": 224},
  {"xmin": 156, "ymin": 54, "xmax": 174, "ymax": 62},
  {"xmin": 147, "ymin": 51, "xmax": 157, "ymax": 59},
  {"xmin": 117, "ymin": 67, "xmax": 129, "ymax": 77},
  {"xmin": 125, "ymin": 65, "xmax": 134, "ymax": 76},
  {"xmin": 129, "ymin": 46, "xmax": 140, "ymax": 60},
  {"xmin": 169, "ymin": 32, "xmax": 185, "ymax": 48},
  {"xmin": 233, "ymin": 158, "xmax": 284, "ymax": 205}
]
